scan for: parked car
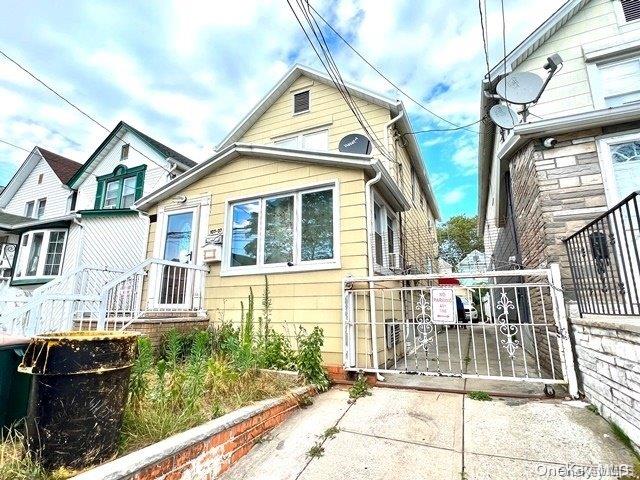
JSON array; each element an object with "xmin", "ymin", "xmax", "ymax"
[{"xmin": 460, "ymin": 297, "xmax": 478, "ymax": 322}]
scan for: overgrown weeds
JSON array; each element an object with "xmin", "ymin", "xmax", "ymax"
[
  {"xmin": 348, "ymin": 373, "xmax": 372, "ymax": 402},
  {"xmin": 0, "ymin": 428, "xmax": 51, "ymax": 480},
  {"xmin": 467, "ymin": 391, "xmax": 492, "ymax": 401}
]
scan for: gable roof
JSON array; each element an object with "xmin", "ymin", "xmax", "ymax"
[
  {"xmin": 477, "ymin": 0, "xmax": 589, "ymax": 233},
  {"xmin": 0, "ymin": 146, "xmax": 77, "ymax": 209},
  {"xmin": 216, "ymin": 64, "xmax": 440, "ymax": 219},
  {"xmin": 68, "ymin": 121, "xmax": 196, "ymax": 188},
  {"xmin": 37, "ymin": 147, "xmax": 82, "ymax": 184},
  {"xmin": 134, "ymin": 143, "xmax": 409, "ymax": 213}
]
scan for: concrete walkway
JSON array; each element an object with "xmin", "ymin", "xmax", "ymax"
[{"xmin": 220, "ymin": 386, "xmax": 636, "ymax": 480}]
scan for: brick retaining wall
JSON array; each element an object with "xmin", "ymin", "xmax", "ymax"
[
  {"xmin": 73, "ymin": 385, "xmax": 315, "ymax": 480},
  {"xmin": 570, "ymin": 310, "xmax": 640, "ymax": 453}
]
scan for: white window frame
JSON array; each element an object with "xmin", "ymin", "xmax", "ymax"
[
  {"xmin": 272, "ymin": 127, "xmax": 329, "ymax": 151},
  {"xmin": 221, "ymin": 181, "xmax": 340, "ymax": 276},
  {"xmin": 587, "ymin": 54, "xmax": 640, "ymax": 109},
  {"xmin": 372, "ymin": 192, "xmax": 400, "ymax": 274},
  {"xmin": 36, "ymin": 198, "xmax": 46, "ymax": 219},
  {"xmin": 596, "ymin": 130, "xmax": 640, "ymax": 206},
  {"xmin": 25, "ymin": 201, "xmax": 34, "ymax": 218},
  {"xmin": 292, "ymin": 89, "xmax": 310, "ymax": 115},
  {"xmin": 14, "ymin": 228, "xmax": 68, "ymax": 280}
]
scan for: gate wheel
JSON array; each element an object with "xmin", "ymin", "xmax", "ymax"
[{"xmin": 544, "ymin": 385, "xmax": 556, "ymax": 398}]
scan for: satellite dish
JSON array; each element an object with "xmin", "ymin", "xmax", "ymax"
[
  {"xmin": 339, "ymin": 134, "xmax": 372, "ymax": 155},
  {"xmin": 489, "ymin": 104, "xmax": 519, "ymax": 129},
  {"xmin": 496, "ymin": 72, "xmax": 544, "ymax": 105}
]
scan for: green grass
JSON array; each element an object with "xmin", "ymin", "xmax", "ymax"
[{"xmin": 467, "ymin": 391, "xmax": 492, "ymax": 401}]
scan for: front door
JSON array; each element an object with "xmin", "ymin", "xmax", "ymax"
[{"xmin": 158, "ymin": 209, "xmax": 197, "ymax": 308}]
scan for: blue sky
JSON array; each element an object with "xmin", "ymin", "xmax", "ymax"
[{"xmin": 0, "ymin": 0, "xmax": 564, "ymax": 221}]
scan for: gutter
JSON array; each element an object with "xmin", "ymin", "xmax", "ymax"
[
  {"xmin": 384, "ymin": 110, "xmax": 404, "ymax": 159},
  {"xmin": 364, "ymin": 161, "xmax": 384, "ymax": 382}
]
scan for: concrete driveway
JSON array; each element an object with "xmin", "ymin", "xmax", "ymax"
[{"xmin": 220, "ymin": 386, "xmax": 636, "ymax": 480}]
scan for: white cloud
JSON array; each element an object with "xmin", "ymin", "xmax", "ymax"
[
  {"xmin": 443, "ymin": 187, "xmax": 465, "ymax": 205},
  {"xmin": 0, "ymin": 0, "xmax": 565, "ymax": 193}
]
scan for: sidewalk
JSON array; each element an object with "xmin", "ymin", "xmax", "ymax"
[{"xmin": 220, "ymin": 386, "xmax": 636, "ymax": 480}]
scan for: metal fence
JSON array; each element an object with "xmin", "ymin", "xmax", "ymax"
[
  {"xmin": 564, "ymin": 191, "xmax": 640, "ymax": 316},
  {"xmin": 342, "ymin": 265, "xmax": 578, "ymax": 396}
]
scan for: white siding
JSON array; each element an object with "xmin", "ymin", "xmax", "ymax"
[
  {"xmin": 4, "ymin": 155, "xmax": 71, "ymax": 218},
  {"xmin": 516, "ymin": 0, "xmax": 640, "ymax": 119},
  {"xmin": 75, "ymin": 130, "xmax": 173, "ymax": 211},
  {"xmin": 77, "ymin": 215, "xmax": 149, "ymax": 270}
]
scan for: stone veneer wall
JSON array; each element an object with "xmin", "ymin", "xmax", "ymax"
[{"xmin": 570, "ymin": 310, "xmax": 640, "ymax": 453}]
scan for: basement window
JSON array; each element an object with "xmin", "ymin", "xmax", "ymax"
[{"xmin": 293, "ymin": 90, "xmax": 310, "ymax": 114}]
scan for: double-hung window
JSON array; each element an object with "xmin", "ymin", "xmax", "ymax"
[
  {"xmin": 224, "ymin": 184, "xmax": 338, "ymax": 274},
  {"xmin": 14, "ymin": 229, "xmax": 67, "ymax": 280},
  {"xmin": 373, "ymin": 196, "xmax": 400, "ymax": 272},
  {"xmin": 273, "ymin": 129, "xmax": 329, "ymax": 151},
  {"xmin": 25, "ymin": 201, "xmax": 35, "ymax": 218},
  {"xmin": 36, "ymin": 198, "xmax": 46, "ymax": 219},
  {"xmin": 95, "ymin": 164, "xmax": 146, "ymax": 210}
]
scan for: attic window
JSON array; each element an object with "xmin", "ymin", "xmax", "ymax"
[
  {"xmin": 121, "ymin": 144, "xmax": 130, "ymax": 161},
  {"xmin": 621, "ymin": 0, "xmax": 640, "ymax": 22},
  {"xmin": 293, "ymin": 90, "xmax": 310, "ymax": 114}
]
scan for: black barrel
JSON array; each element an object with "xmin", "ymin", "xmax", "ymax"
[{"xmin": 18, "ymin": 331, "xmax": 139, "ymax": 471}]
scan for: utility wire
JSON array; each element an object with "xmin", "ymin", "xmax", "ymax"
[
  {"xmin": 0, "ymin": 138, "xmax": 31, "ymax": 153},
  {"xmin": 307, "ymin": 2, "xmax": 482, "ymax": 134},
  {"xmin": 0, "ymin": 48, "xmax": 173, "ymax": 174},
  {"xmin": 402, "ymin": 116, "xmax": 487, "ymax": 137},
  {"xmin": 478, "ymin": 0, "xmax": 491, "ymax": 81}
]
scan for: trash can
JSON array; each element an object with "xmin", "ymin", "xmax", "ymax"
[
  {"xmin": 19, "ymin": 331, "xmax": 139, "ymax": 471},
  {"xmin": 0, "ymin": 335, "xmax": 31, "ymax": 429}
]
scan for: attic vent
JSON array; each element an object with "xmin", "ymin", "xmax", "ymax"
[
  {"xmin": 622, "ymin": 0, "xmax": 640, "ymax": 22},
  {"xmin": 293, "ymin": 90, "xmax": 310, "ymax": 114}
]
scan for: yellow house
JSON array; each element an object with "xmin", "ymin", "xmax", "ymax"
[{"xmin": 133, "ymin": 65, "xmax": 440, "ymax": 369}]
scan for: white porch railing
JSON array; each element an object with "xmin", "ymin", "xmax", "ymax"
[
  {"xmin": 95, "ymin": 259, "xmax": 209, "ymax": 331},
  {"xmin": 0, "ymin": 259, "xmax": 209, "ymax": 337},
  {"xmin": 0, "ymin": 266, "xmax": 124, "ymax": 337}
]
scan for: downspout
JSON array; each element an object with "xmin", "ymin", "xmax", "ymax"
[{"xmin": 365, "ymin": 160, "xmax": 384, "ymax": 381}]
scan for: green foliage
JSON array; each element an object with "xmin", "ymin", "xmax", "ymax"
[
  {"xmin": 322, "ymin": 426, "xmax": 339, "ymax": 439},
  {"xmin": 586, "ymin": 404, "xmax": 599, "ymax": 414},
  {"xmin": 437, "ymin": 214, "xmax": 483, "ymax": 266},
  {"xmin": 296, "ymin": 326, "xmax": 330, "ymax": 391},
  {"xmin": 306, "ymin": 442, "xmax": 325, "ymax": 458},
  {"xmin": 467, "ymin": 391, "xmax": 492, "ymax": 401},
  {"xmin": 348, "ymin": 373, "xmax": 372, "ymax": 401},
  {"xmin": 611, "ymin": 422, "xmax": 639, "ymax": 460},
  {"xmin": 129, "ymin": 337, "xmax": 154, "ymax": 407}
]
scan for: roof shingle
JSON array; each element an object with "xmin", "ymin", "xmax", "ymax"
[{"xmin": 37, "ymin": 147, "xmax": 83, "ymax": 184}]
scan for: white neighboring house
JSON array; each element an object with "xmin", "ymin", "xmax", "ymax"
[
  {"xmin": 438, "ymin": 258, "xmax": 453, "ymax": 275},
  {"xmin": 64, "ymin": 121, "xmax": 196, "ymax": 275},
  {"xmin": 456, "ymin": 250, "xmax": 489, "ymax": 286},
  {"xmin": 0, "ymin": 147, "xmax": 82, "ymax": 288},
  {"xmin": 0, "ymin": 122, "xmax": 195, "ymax": 291}
]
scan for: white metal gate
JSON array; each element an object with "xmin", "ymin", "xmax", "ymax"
[{"xmin": 342, "ymin": 264, "xmax": 578, "ymax": 397}]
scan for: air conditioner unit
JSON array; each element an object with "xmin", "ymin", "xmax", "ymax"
[{"xmin": 387, "ymin": 253, "xmax": 404, "ymax": 272}]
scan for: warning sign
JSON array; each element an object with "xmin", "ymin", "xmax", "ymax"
[{"xmin": 430, "ymin": 287, "xmax": 456, "ymax": 324}]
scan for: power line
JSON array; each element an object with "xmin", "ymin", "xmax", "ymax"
[
  {"xmin": 0, "ymin": 48, "xmax": 173, "ymax": 174},
  {"xmin": 307, "ymin": 2, "xmax": 482, "ymax": 134},
  {"xmin": 478, "ymin": 0, "xmax": 491, "ymax": 81},
  {"xmin": 0, "ymin": 138, "xmax": 31, "ymax": 153},
  {"xmin": 402, "ymin": 116, "xmax": 487, "ymax": 137}
]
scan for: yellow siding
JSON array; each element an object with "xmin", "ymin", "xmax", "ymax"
[{"xmin": 147, "ymin": 155, "xmax": 368, "ymax": 365}]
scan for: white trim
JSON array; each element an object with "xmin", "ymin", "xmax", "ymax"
[
  {"xmin": 371, "ymin": 191, "xmax": 399, "ymax": 274},
  {"xmin": 587, "ymin": 54, "xmax": 640, "ymax": 109},
  {"xmin": 221, "ymin": 180, "xmax": 340, "ymax": 277},
  {"xmin": 596, "ymin": 130, "xmax": 640, "ymax": 207},
  {"xmin": 13, "ymin": 228, "xmax": 68, "ymax": 280}
]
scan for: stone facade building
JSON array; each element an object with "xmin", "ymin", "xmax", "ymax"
[{"xmin": 478, "ymin": 0, "xmax": 640, "ymax": 452}]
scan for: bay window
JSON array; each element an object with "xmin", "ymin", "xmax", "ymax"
[
  {"xmin": 14, "ymin": 229, "xmax": 67, "ymax": 280},
  {"xmin": 225, "ymin": 184, "xmax": 338, "ymax": 274}
]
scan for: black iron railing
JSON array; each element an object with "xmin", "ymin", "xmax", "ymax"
[
  {"xmin": 563, "ymin": 191, "xmax": 640, "ymax": 316},
  {"xmin": 0, "ymin": 242, "xmax": 17, "ymax": 279}
]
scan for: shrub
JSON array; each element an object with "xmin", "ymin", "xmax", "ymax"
[{"xmin": 296, "ymin": 326, "xmax": 329, "ymax": 391}]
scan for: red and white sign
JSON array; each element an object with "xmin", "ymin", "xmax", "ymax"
[{"xmin": 430, "ymin": 287, "xmax": 456, "ymax": 324}]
